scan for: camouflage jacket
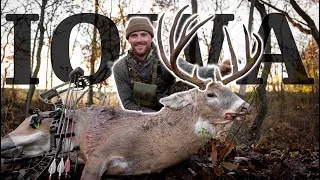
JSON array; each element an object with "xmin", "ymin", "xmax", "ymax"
[{"xmin": 113, "ymin": 44, "xmax": 217, "ymax": 112}]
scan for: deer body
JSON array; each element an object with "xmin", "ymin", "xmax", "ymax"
[
  {"xmin": 76, "ymin": 105, "xmax": 206, "ymax": 176},
  {"xmin": 74, "ymin": 83, "xmax": 248, "ymax": 178},
  {"xmin": 1, "ymin": 83, "xmax": 250, "ymax": 179}
]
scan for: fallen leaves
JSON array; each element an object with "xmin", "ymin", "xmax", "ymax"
[
  {"xmin": 211, "ymin": 140, "xmax": 238, "ymax": 176},
  {"xmin": 203, "ymin": 139, "xmax": 319, "ymax": 179}
]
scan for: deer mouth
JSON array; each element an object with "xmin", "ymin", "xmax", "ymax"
[{"xmin": 224, "ymin": 112, "xmax": 246, "ymax": 121}]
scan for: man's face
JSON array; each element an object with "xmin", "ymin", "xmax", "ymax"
[{"xmin": 128, "ymin": 31, "xmax": 152, "ymax": 61}]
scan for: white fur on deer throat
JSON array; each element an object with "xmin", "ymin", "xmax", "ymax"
[
  {"xmin": 194, "ymin": 117, "xmax": 215, "ymax": 138},
  {"xmin": 9, "ymin": 131, "xmax": 50, "ymax": 156}
]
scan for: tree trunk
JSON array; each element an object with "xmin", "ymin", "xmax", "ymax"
[
  {"xmin": 191, "ymin": 0, "xmax": 197, "ymax": 14},
  {"xmin": 87, "ymin": 0, "xmax": 99, "ymax": 106},
  {"xmin": 50, "ymin": 69, "xmax": 53, "ymax": 89},
  {"xmin": 242, "ymin": 82, "xmax": 269, "ymax": 145},
  {"xmin": 1, "ymin": 26, "xmax": 14, "ymax": 63},
  {"xmin": 279, "ymin": 63, "xmax": 285, "ymax": 118},
  {"xmin": 2, "ymin": 66, "xmax": 9, "ymax": 96},
  {"xmin": 25, "ymin": 0, "xmax": 47, "ymax": 117},
  {"xmin": 45, "ymin": 36, "xmax": 52, "ymax": 90},
  {"xmin": 31, "ymin": 28, "xmax": 39, "ymax": 68},
  {"xmin": 227, "ymin": 0, "xmax": 257, "ymax": 143},
  {"xmin": 240, "ymin": 0, "xmax": 271, "ymax": 145},
  {"xmin": 11, "ymin": 84, "xmax": 16, "ymax": 101},
  {"xmin": 238, "ymin": 0, "xmax": 256, "ymax": 98},
  {"xmin": 227, "ymin": 0, "xmax": 271, "ymax": 145}
]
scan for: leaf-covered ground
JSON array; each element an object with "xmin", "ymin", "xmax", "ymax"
[
  {"xmin": 101, "ymin": 142, "xmax": 319, "ymax": 180},
  {"xmin": 2, "ymin": 144, "xmax": 319, "ymax": 180}
]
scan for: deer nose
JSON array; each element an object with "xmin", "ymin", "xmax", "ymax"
[{"xmin": 240, "ymin": 102, "xmax": 251, "ymax": 115}]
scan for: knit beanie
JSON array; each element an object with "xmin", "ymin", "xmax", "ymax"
[{"xmin": 125, "ymin": 18, "xmax": 154, "ymax": 39}]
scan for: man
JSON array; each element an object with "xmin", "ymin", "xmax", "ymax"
[{"xmin": 113, "ymin": 17, "xmax": 230, "ymax": 112}]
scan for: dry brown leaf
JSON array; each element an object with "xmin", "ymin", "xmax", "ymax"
[
  {"xmin": 219, "ymin": 142, "xmax": 235, "ymax": 161},
  {"xmin": 213, "ymin": 166, "xmax": 222, "ymax": 176},
  {"xmin": 222, "ymin": 162, "xmax": 239, "ymax": 171},
  {"xmin": 211, "ymin": 150, "xmax": 218, "ymax": 165},
  {"xmin": 247, "ymin": 161, "xmax": 255, "ymax": 171}
]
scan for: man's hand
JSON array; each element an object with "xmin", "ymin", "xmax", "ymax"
[{"xmin": 219, "ymin": 59, "xmax": 232, "ymax": 77}]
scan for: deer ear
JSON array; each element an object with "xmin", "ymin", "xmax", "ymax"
[{"xmin": 160, "ymin": 89, "xmax": 197, "ymax": 109}]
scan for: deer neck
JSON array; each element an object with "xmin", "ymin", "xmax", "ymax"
[{"xmin": 161, "ymin": 105, "xmax": 213, "ymax": 140}]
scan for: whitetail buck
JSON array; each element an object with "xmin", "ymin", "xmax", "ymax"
[{"xmin": 1, "ymin": 5, "xmax": 262, "ymax": 180}]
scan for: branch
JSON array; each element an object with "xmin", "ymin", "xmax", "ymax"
[
  {"xmin": 1, "ymin": 26, "xmax": 14, "ymax": 64},
  {"xmin": 1, "ymin": 0, "xmax": 9, "ymax": 15},
  {"xmin": 259, "ymin": 0, "xmax": 311, "ymax": 35},
  {"xmin": 46, "ymin": 0, "xmax": 62, "ymax": 9},
  {"xmin": 289, "ymin": 0, "xmax": 319, "ymax": 46}
]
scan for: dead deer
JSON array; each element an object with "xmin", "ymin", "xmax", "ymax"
[{"xmin": 1, "ymin": 5, "xmax": 262, "ymax": 179}]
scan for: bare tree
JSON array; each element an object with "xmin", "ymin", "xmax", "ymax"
[
  {"xmin": 1, "ymin": 64, "xmax": 11, "ymax": 93},
  {"xmin": 301, "ymin": 39, "xmax": 319, "ymax": 108},
  {"xmin": 259, "ymin": 0, "xmax": 319, "ymax": 46},
  {"xmin": 240, "ymin": 0, "xmax": 272, "ymax": 145},
  {"xmin": 238, "ymin": 0, "xmax": 256, "ymax": 97},
  {"xmin": 25, "ymin": 0, "xmax": 48, "ymax": 117},
  {"xmin": 1, "ymin": 27, "xmax": 14, "ymax": 64},
  {"xmin": 1, "ymin": 1, "xmax": 17, "ymax": 99},
  {"xmin": 235, "ymin": 0, "xmax": 319, "ymax": 145},
  {"xmin": 44, "ymin": 0, "xmax": 59, "ymax": 90},
  {"xmin": 24, "ymin": 0, "xmax": 68, "ymax": 116},
  {"xmin": 87, "ymin": 0, "xmax": 99, "ymax": 106},
  {"xmin": 114, "ymin": 0, "xmax": 132, "ymax": 55}
]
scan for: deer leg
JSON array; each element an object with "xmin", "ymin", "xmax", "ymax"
[
  {"xmin": 1, "ymin": 136, "xmax": 16, "ymax": 151},
  {"xmin": 106, "ymin": 156, "xmax": 131, "ymax": 175},
  {"xmin": 1, "ymin": 131, "xmax": 50, "ymax": 157},
  {"xmin": 1, "ymin": 131, "xmax": 49, "ymax": 150},
  {"xmin": 1, "ymin": 146, "xmax": 23, "ymax": 158},
  {"xmin": 80, "ymin": 157, "xmax": 107, "ymax": 180},
  {"xmin": 81, "ymin": 155, "xmax": 131, "ymax": 179}
]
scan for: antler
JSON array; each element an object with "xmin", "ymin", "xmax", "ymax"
[
  {"xmin": 220, "ymin": 25, "xmax": 263, "ymax": 85},
  {"xmin": 157, "ymin": 5, "xmax": 213, "ymax": 90}
]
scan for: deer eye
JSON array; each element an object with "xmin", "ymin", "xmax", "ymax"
[{"xmin": 207, "ymin": 93, "xmax": 216, "ymax": 98}]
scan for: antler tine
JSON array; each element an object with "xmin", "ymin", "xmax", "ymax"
[
  {"xmin": 170, "ymin": 12, "xmax": 213, "ymax": 90},
  {"xmin": 243, "ymin": 25, "xmax": 262, "ymax": 63},
  {"xmin": 169, "ymin": 5, "xmax": 189, "ymax": 55},
  {"xmin": 157, "ymin": 5, "xmax": 189, "ymax": 71},
  {"xmin": 157, "ymin": 6, "xmax": 213, "ymax": 90},
  {"xmin": 215, "ymin": 27, "xmax": 237, "ymax": 82},
  {"xmin": 181, "ymin": 15, "xmax": 198, "ymax": 40},
  {"xmin": 252, "ymin": 33, "xmax": 262, "ymax": 60},
  {"xmin": 215, "ymin": 66, "xmax": 222, "ymax": 81},
  {"xmin": 170, "ymin": 14, "xmax": 214, "ymax": 90},
  {"xmin": 221, "ymin": 25, "xmax": 263, "ymax": 85},
  {"xmin": 223, "ymin": 27, "xmax": 238, "ymax": 73},
  {"xmin": 173, "ymin": 15, "xmax": 214, "ymax": 62}
]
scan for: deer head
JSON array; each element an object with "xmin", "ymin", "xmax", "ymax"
[{"xmin": 156, "ymin": 5, "xmax": 262, "ymax": 125}]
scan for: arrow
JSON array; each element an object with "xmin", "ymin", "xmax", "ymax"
[
  {"xmin": 65, "ymin": 157, "xmax": 71, "ymax": 178},
  {"xmin": 48, "ymin": 158, "xmax": 56, "ymax": 180},
  {"xmin": 57, "ymin": 158, "xmax": 65, "ymax": 179}
]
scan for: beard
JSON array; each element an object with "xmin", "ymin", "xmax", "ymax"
[{"xmin": 132, "ymin": 42, "xmax": 151, "ymax": 58}]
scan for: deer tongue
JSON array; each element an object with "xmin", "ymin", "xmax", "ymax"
[
  {"xmin": 224, "ymin": 113, "xmax": 238, "ymax": 120},
  {"xmin": 225, "ymin": 113, "xmax": 246, "ymax": 121}
]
